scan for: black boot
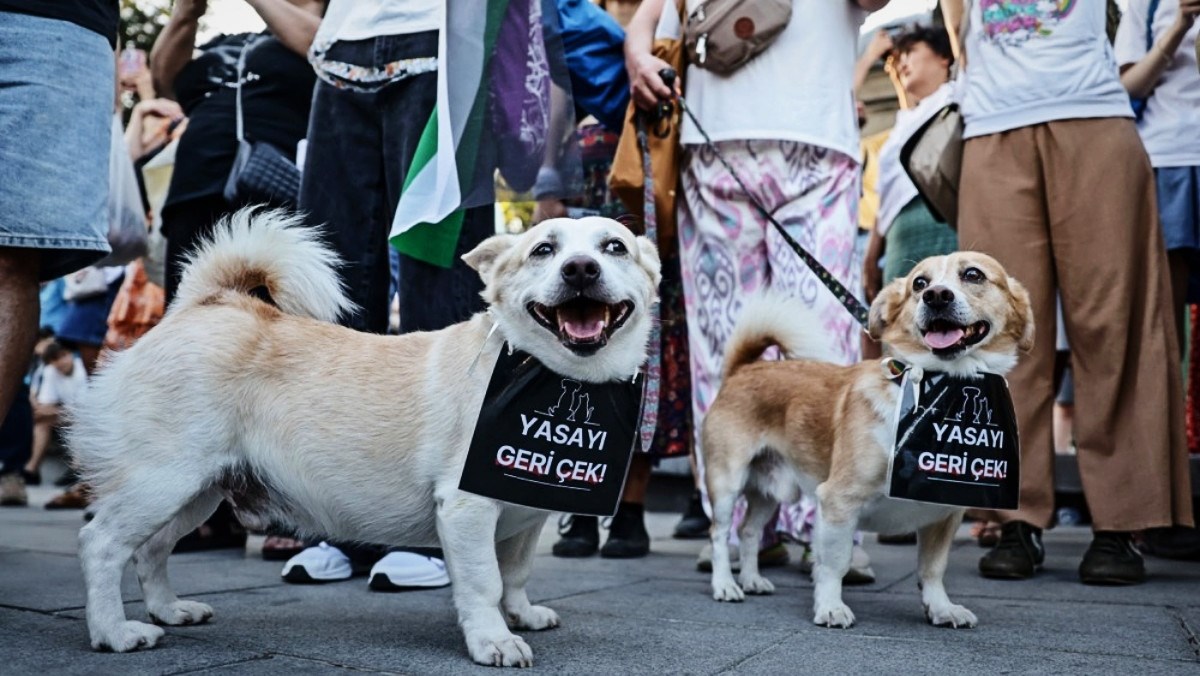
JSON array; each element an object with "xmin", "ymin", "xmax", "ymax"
[
  {"xmin": 552, "ymin": 515, "xmax": 599, "ymax": 558},
  {"xmin": 979, "ymin": 521, "xmax": 1044, "ymax": 579},
  {"xmin": 1079, "ymin": 531, "xmax": 1145, "ymax": 585},
  {"xmin": 673, "ymin": 491, "xmax": 711, "ymax": 540},
  {"xmin": 601, "ymin": 502, "xmax": 650, "ymax": 558}
]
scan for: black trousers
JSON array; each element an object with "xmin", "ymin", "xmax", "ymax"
[{"xmin": 300, "ymin": 31, "xmax": 491, "ymax": 335}]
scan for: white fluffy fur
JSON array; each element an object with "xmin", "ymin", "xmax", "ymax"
[
  {"xmin": 172, "ymin": 208, "xmax": 355, "ymax": 323},
  {"xmin": 72, "ymin": 210, "xmax": 660, "ymax": 666}
]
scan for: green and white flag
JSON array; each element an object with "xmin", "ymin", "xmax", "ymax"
[{"xmin": 390, "ymin": 0, "xmax": 572, "ymax": 267}]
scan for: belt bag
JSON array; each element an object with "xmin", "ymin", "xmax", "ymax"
[
  {"xmin": 684, "ymin": 0, "xmax": 791, "ymax": 75},
  {"xmin": 224, "ymin": 37, "xmax": 301, "ymax": 207},
  {"xmin": 899, "ymin": 103, "xmax": 963, "ymax": 229}
]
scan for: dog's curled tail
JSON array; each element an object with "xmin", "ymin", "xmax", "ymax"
[
  {"xmin": 722, "ymin": 295, "xmax": 841, "ymax": 379},
  {"xmin": 172, "ymin": 207, "xmax": 354, "ymax": 323}
]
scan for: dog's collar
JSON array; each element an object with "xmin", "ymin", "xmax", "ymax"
[{"xmin": 881, "ymin": 358, "xmax": 908, "ymax": 385}]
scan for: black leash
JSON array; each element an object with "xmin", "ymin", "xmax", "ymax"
[{"xmin": 661, "ymin": 70, "xmax": 871, "ymax": 328}]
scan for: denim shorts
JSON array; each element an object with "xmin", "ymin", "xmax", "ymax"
[
  {"xmin": 1156, "ymin": 165, "xmax": 1200, "ymax": 254},
  {"xmin": 0, "ymin": 12, "xmax": 114, "ymax": 281}
]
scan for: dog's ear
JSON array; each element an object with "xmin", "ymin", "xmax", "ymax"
[
  {"xmin": 868, "ymin": 278, "xmax": 906, "ymax": 341},
  {"xmin": 1007, "ymin": 276, "xmax": 1036, "ymax": 353},
  {"xmin": 635, "ymin": 236, "xmax": 662, "ymax": 287},
  {"xmin": 462, "ymin": 234, "xmax": 519, "ymax": 280}
]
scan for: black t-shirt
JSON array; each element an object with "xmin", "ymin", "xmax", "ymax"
[
  {"xmin": 164, "ymin": 33, "xmax": 316, "ymax": 211},
  {"xmin": 0, "ymin": 0, "xmax": 119, "ymax": 46}
]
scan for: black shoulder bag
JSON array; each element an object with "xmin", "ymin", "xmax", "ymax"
[{"xmin": 223, "ymin": 37, "xmax": 302, "ymax": 207}]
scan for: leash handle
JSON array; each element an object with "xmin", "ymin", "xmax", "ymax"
[{"xmin": 677, "ymin": 96, "xmax": 871, "ymax": 328}]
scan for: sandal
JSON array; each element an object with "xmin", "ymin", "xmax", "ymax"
[
  {"xmin": 262, "ymin": 535, "xmax": 309, "ymax": 561},
  {"xmin": 971, "ymin": 521, "xmax": 1002, "ymax": 548}
]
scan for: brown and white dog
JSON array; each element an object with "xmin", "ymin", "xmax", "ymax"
[
  {"xmin": 70, "ymin": 209, "xmax": 660, "ymax": 667},
  {"xmin": 701, "ymin": 252, "xmax": 1033, "ymax": 629}
]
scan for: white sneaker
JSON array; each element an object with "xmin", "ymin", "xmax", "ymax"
[
  {"xmin": 368, "ymin": 551, "xmax": 451, "ymax": 592},
  {"xmin": 281, "ymin": 542, "xmax": 352, "ymax": 583}
]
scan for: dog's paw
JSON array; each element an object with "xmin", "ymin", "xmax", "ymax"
[
  {"xmin": 813, "ymin": 602, "xmax": 856, "ymax": 628},
  {"xmin": 91, "ymin": 620, "xmax": 165, "ymax": 652},
  {"xmin": 712, "ymin": 578, "xmax": 745, "ymax": 602},
  {"xmin": 926, "ymin": 602, "xmax": 977, "ymax": 629},
  {"xmin": 739, "ymin": 573, "xmax": 775, "ymax": 595},
  {"xmin": 506, "ymin": 605, "xmax": 560, "ymax": 631},
  {"xmin": 467, "ymin": 633, "xmax": 534, "ymax": 668},
  {"xmin": 149, "ymin": 600, "xmax": 214, "ymax": 626}
]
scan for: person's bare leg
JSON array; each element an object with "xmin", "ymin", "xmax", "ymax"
[
  {"xmin": 622, "ymin": 454, "xmax": 652, "ymax": 505},
  {"xmin": 0, "ymin": 249, "xmax": 40, "ymax": 421},
  {"xmin": 1168, "ymin": 250, "xmax": 1189, "ymax": 356},
  {"xmin": 78, "ymin": 344, "xmax": 102, "ymax": 375},
  {"xmin": 27, "ymin": 413, "xmax": 56, "ymax": 474}
]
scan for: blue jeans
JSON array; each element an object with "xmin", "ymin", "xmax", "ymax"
[
  {"xmin": 299, "ymin": 32, "xmax": 492, "ymax": 335},
  {"xmin": 0, "ymin": 12, "xmax": 113, "ymax": 281}
]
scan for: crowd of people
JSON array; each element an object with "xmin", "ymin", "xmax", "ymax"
[{"xmin": 0, "ymin": 0, "xmax": 1197, "ymax": 598}]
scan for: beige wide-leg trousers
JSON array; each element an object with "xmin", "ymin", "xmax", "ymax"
[{"xmin": 959, "ymin": 117, "xmax": 1193, "ymax": 531}]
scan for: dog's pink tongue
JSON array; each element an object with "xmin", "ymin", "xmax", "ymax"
[
  {"xmin": 923, "ymin": 329, "xmax": 964, "ymax": 350},
  {"xmin": 558, "ymin": 308, "xmax": 605, "ymax": 340}
]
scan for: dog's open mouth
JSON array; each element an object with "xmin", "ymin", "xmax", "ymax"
[
  {"xmin": 921, "ymin": 319, "xmax": 990, "ymax": 356},
  {"xmin": 528, "ymin": 298, "xmax": 634, "ymax": 354}
]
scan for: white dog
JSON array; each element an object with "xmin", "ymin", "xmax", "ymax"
[
  {"xmin": 701, "ymin": 252, "xmax": 1033, "ymax": 629},
  {"xmin": 71, "ymin": 209, "xmax": 660, "ymax": 667}
]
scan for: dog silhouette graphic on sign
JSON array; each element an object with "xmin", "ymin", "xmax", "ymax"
[
  {"xmin": 946, "ymin": 386, "xmax": 994, "ymax": 426},
  {"xmin": 544, "ymin": 379, "xmax": 596, "ymax": 424}
]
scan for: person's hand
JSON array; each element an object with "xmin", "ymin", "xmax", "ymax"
[
  {"xmin": 132, "ymin": 98, "xmax": 184, "ymax": 123},
  {"xmin": 866, "ymin": 29, "xmax": 895, "ymax": 62},
  {"xmin": 627, "ymin": 51, "xmax": 678, "ymax": 111},
  {"xmin": 1175, "ymin": 0, "xmax": 1200, "ymax": 31},
  {"xmin": 174, "ymin": 0, "xmax": 208, "ymax": 21},
  {"xmin": 532, "ymin": 199, "xmax": 567, "ymax": 225}
]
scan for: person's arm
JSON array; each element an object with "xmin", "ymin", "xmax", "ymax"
[
  {"xmin": 940, "ymin": 0, "xmax": 965, "ymax": 63},
  {"xmin": 125, "ymin": 99, "xmax": 184, "ymax": 160},
  {"xmin": 245, "ymin": 0, "xmax": 324, "ymax": 57},
  {"xmin": 150, "ymin": 0, "xmax": 208, "ymax": 100},
  {"xmin": 854, "ymin": 29, "xmax": 894, "ymax": 97},
  {"xmin": 625, "ymin": 0, "xmax": 675, "ymax": 110},
  {"xmin": 1120, "ymin": 1, "xmax": 1200, "ymax": 99},
  {"xmin": 863, "ymin": 226, "xmax": 886, "ymax": 304}
]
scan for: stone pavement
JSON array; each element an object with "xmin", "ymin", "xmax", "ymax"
[{"xmin": 2, "ymin": 483, "xmax": 1199, "ymax": 675}]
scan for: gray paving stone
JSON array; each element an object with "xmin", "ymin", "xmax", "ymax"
[
  {"xmin": 0, "ymin": 606, "xmax": 265, "ymax": 676},
  {"xmin": 0, "ymin": 548, "xmax": 283, "ymax": 612}
]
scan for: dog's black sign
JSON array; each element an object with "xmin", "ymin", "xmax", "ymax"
[
  {"xmin": 888, "ymin": 370, "xmax": 1020, "ymax": 510},
  {"xmin": 459, "ymin": 346, "xmax": 644, "ymax": 516}
]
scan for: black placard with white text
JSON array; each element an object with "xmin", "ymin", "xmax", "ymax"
[
  {"xmin": 888, "ymin": 371, "xmax": 1020, "ymax": 510},
  {"xmin": 459, "ymin": 346, "xmax": 644, "ymax": 516}
]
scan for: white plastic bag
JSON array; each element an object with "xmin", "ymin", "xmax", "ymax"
[{"xmin": 94, "ymin": 114, "xmax": 148, "ymax": 267}]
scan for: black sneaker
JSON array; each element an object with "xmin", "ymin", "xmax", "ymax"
[
  {"xmin": 673, "ymin": 491, "xmax": 711, "ymax": 540},
  {"xmin": 601, "ymin": 503, "xmax": 650, "ymax": 558},
  {"xmin": 979, "ymin": 521, "xmax": 1044, "ymax": 579},
  {"xmin": 552, "ymin": 515, "xmax": 599, "ymax": 558},
  {"xmin": 1079, "ymin": 531, "xmax": 1145, "ymax": 585}
]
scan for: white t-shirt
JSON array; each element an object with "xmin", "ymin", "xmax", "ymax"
[
  {"xmin": 961, "ymin": 0, "xmax": 1133, "ymax": 139},
  {"xmin": 678, "ymin": 0, "xmax": 867, "ymax": 160},
  {"xmin": 1114, "ymin": 0, "xmax": 1200, "ymax": 168},
  {"xmin": 314, "ymin": 0, "xmax": 440, "ymax": 46},
  {"xmin": 876, "ymin": 82, "xmax": 956, "ymax": 237},
  {"xmin": 37, "ymin": 357, "xmax": 88, "ymax": 409}
]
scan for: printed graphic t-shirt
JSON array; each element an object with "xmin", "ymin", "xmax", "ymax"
[
  {"xmin": 678, "ymin": 0, "xmax": 868, "ymax": 160},
  {"xmin": 1114, "ymin": 0, "xmax": 1200, "ymax": 168},
  {"xmin": 0, "ymin": 0, "xmax": 118, "ymax": 46},
  {"xmin": 962, "ymin": 0, "xmax": 1133, "ymax": 139}
]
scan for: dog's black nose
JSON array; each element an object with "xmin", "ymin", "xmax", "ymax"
[
  {"xmin": 561, "ymin": 256, "xmax": 601, "ymax": 289},
  {"xmin": 922, "ymin": 286, "xmax": 955, "ymax": 309}
]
